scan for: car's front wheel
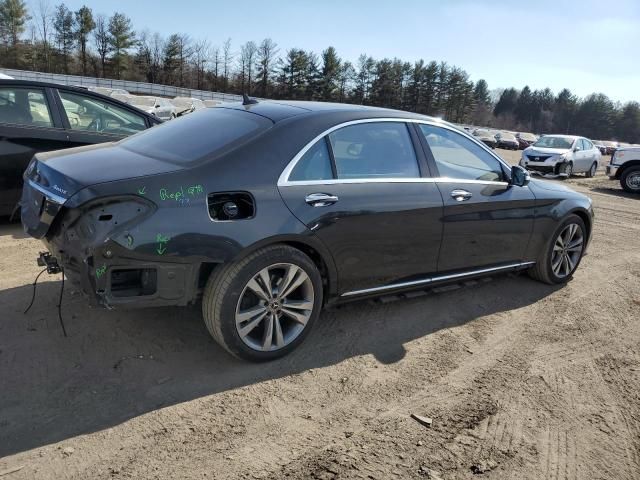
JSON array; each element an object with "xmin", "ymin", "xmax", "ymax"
[
  {"xmin": 529, "ymin": 214, "xmax": 586, "ymax": 284},
  {"xmin": 202, "ymin": 245, "xmax": 323, "ymax": 361},
  {"xmin": 620, "ymin": 166, "xmax": 640, "ymax": 193}
]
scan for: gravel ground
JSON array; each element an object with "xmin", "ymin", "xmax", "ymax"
[{"xmin": 0, "ymin": 149, "xmax": 639, "ymax": 479}]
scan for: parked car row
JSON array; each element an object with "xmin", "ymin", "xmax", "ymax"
[
  {"xmin": 471, "ymin": 128, "xmax": 538, "ymax": 151},
  {"xmin": 81, "ymin": 86, "xmax": 214, "ymax": 120}
]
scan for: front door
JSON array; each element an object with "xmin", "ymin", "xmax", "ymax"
[
  {"xmin": 416, "ymin": 123, "xmax": 536, "ymax": 273},
  {"xmin": 279, "ymin": 121, "xmax": 443, "ymax": 295}
]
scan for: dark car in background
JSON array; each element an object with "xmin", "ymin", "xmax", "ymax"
[
  {"xmin": 0, "ymin": 80, "xmax": 161, "ymax": 217},
  {"xmin": 516, "ymin": 132, "xmax": 537, "ymax": 149},
  {"xmin": 472, "ymin": 128, "xmax": 497, "ymax": 148},
  {"xmin": 601, "ymin": 141, "xmax": 618, "ymax": 155},
  {"xmin": 496, "ymin": 131, "xmax": 519, "ymax": 150},
  {"xmin": 21, "ymin": 101, "xmax": 593, "ymax": 361}
]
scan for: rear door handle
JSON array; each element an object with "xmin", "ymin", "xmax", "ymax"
[
  {"xmin": 450, "ymin": 189, "xmax": 473, "ymax": 202},
  {"xmin": 305, "ymin": 193, "xmax": 339, "ymax": 207}
]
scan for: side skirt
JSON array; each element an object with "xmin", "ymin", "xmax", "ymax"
[{"xmin": 339, "ymin": 262, "xmax": 536, "ymax": 299}]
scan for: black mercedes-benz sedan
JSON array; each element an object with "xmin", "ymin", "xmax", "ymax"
[
  {"xmin": 20, "ymin": 100, "xmax": 594, "ymax": 361},
  {"xmin": 0, "ymin": 80, "xmax": 161, "ymax": 217}
]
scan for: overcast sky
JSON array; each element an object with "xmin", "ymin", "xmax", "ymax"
[{"xmin": 36, "ymin": 0, "xmax": 640, "ymax": 103}]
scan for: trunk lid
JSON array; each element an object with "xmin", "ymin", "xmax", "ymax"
[{"xmin": 20, "ymin": 142, "xmax": 182, "ymax": 238}]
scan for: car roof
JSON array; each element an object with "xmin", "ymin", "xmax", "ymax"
[{"xmin": 225, "ymin": 100, "xmax": 438, "ymax": 123}]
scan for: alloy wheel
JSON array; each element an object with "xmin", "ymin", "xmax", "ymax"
[
  {"xmin": 551, "ymin": 223, "xmax": 584, "ymax": 278},
  {"xmin": 235, "ymin": 263, "xmax": 314, "ymax": 352}
]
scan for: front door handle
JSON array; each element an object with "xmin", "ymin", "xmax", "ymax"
[
  {"xmin": 305, "ymin": 193, "xmax": 339, "ymax": 207},
  {"xmin": 450, "ymin": 189, "xmax": 473, "ymax": 202}
]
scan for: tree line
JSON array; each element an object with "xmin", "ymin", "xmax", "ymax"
[{"xmin": 1, "ymin": 0, "xmax": 638, "ymax": 142}]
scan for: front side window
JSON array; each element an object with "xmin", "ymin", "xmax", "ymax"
[
  {"xmin": 0, "ymin": 87, "xmax": 53, "ymax": 127},
  {"xmin": 328, "ymin": 122, "xmax": 420, "ymax": 179},
  {"xmin": 58, "ymin": 91, "xmax": 146, "ymax": 135},
  {"xmin": 419, "ymin": 124, "xmax": 505, "ymax": 182}
]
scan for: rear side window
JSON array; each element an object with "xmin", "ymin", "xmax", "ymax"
[
  {"xmin": 419, "ymin": 124, "xmax": 505, "ymax": 182},
  {"xmin": 289, "ymin": 139, "xmax": 333, "ymax": 181},
  {"xmin": 119, "ymin": 108, "xmax": 272, "ymax": 164},
  {"xmin": 328, "ymin": 122, "xmax": 420, "ymax": 179},
  {"xmin": 0, "ymin": 87, "xmax": 53, "ymax": 127}
]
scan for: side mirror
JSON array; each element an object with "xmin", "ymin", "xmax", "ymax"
[{"xmin": 510, "ymin": 165, "xmax": 530, "ymax": 187}]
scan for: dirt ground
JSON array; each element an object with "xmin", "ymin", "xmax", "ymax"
[{"xmin": 1, "ymin": 150, "xmax": 639, "ymax": 479}]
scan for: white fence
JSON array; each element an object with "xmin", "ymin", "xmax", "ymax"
[{"xmin": 0, "ymin": 68, "xmax": 244, "ymax": 102}]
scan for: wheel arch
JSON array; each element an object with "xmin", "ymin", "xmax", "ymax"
[
  {"xmin": 226, "ymin": 234, "xmax": 338, "ymax": 301},
  {"xmin": 569, "ymin": 207, "xmax": 592, "ymax": 238},
  {"xmin": 617, "ymin": 160, "xmax": 640, "ymax": 179}
]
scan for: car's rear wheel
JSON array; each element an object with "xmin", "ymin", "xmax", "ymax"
[
  {"xmin": 585, "ymin": 162, "xmax": 597, "ymax": 178},
  {"xmin": 528, "ymin": 214, "xmax": 586, "ymax": 284},
  {"xmin": 620, "ymin": 166, "xmax": 640, "ymax": 193},
  {"xmin": 202, "ymin": 245, "xmax": 323, "ymax": 361}
]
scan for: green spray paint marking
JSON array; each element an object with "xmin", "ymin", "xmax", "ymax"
[
  {"xmin": 138, "ymin": 186, "xmax": 146, "ymax": 195},
  {"xmin": 159, "ymin": 185, "xmax": 203, "ymax": 202},
  {"xmin": 96, "ymin": 264, "xmax": 107, "ymax": 278},
  {"xmin": 156, "ymin": 233, "xmax": 170, "ymax": 255}
]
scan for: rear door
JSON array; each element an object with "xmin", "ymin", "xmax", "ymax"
[
  {"xmin": 416, "ymin": 123, "xmax": 536, "ymax": 273},
  {"xmin": 0, "ymin": 85, "xmax": 68, "ymax": 216},
  {"xmin": 55, "ymin": 89, "xmax": 150, "ymax": 148},
  {"xmin": 278, "ymin": 120, "xmax": 444, "ymax": 296}
]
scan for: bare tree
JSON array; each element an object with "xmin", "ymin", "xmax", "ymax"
[
  {"xmin": 210, "ymin": 45, "xmax": 220, "ymax": 90},
  {"xmin": 93, "ymin": 13, "xmax": 110, "ymax": 77},
  {"xmin": 222, "ymin": 37, "xmax": 232, "ymax": 92},
  {"xmin": 35, "ymin": 0, "xmax": 52, "ymax": 70},
  {"xmin": 192, "ymin": 38, "xmax": 210, "ymax": 89},
  {"xmin": 239, "ymin": 40, "xmax": 257, "ymax": 94},
  {"xmin": 257, "ymin": 38, "xmax": 278, "ymax": 97}
]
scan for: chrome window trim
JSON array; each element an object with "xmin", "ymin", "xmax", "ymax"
[
  {"xmin": 341, "ymin": 261, "xmax": 536, "ymax": 298},
  {"xmin": 27, "ymin": 179, "xmax": 67, "ymax": 205},
  {"xmin": 277, "ymin": 117, "xmax": 512, "ymax": 187},
  {"xmin": 278, "ymin": 177, "xmax": 509, "ymax": 187}
]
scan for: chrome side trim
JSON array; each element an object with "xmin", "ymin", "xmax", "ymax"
[
  {"xmin": 340, "ymin": 262, "xmax": 536, "ymax": 298},
  {"xmin": 27, "ymin": 179, "xmax": 67, "ymax": 205},
  {"xmin": 277, "ymin": 117, "xmax": 512, "ymax": 187},
  {"xmin": 278, "ymin": 177, "xmax": 509, "ymax": 187}
]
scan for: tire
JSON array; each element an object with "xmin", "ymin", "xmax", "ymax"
[
  {"xmin": 528, "ymin": 214, "xmax": 587, "ymax": 285},
  {"xmin": 560, "ymin": 161, "xmax": 573, "ymax": 179},
  {"xmin": 585, "ymin": 162, "xmax": 597, "ymax": 178},
  {"xmin": 202, "ymin": 244, "xmax": 323, "ymax": 361},
  {"xmin": 620, "ymin": 166, "xmax": 640, "ymax": 193}
]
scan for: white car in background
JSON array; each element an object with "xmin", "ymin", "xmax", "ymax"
[
  {"xmin": 520, "ymin": 135, "xmax": 601, "ymax": 178},
  {"xmin": 128, "ymin": 96, "xmax": 177, "ymax": 120},
  {"xmin": 170, "ymin": 96, "xmax": 206, "ymax": 116}
]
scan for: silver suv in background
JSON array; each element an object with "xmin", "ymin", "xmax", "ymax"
[
  {"xmin": 520, "ymin": 135, "xmax": 601, "ymax": 178},
  {"xmin": 128, "ymin": 96, "xmax": 177, "ymax": 120},
  {"xmin": 607, "ymin": 146, "xmax": 640, "ymax": 193}
]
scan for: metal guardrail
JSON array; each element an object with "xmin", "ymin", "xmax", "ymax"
[{"xmin": 0, "ymin": 68, "xmax": 245, "ymax": 102}]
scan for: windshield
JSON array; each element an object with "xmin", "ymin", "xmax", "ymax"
[
  {"xmin": 533, "ymin": 136, "xmax": 574, "ymax": 149},
  {"xmin": 130, "ymin": 97, "xmax": 156, "ymax": 107},
  {"xmin": 119, "ymin": 108, "xmax": 272, "ymax": 164}
]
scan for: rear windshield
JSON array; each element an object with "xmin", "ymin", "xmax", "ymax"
[{"xmin": 119, "ymin": 108, "xmax": 272, "ymax": 164}]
